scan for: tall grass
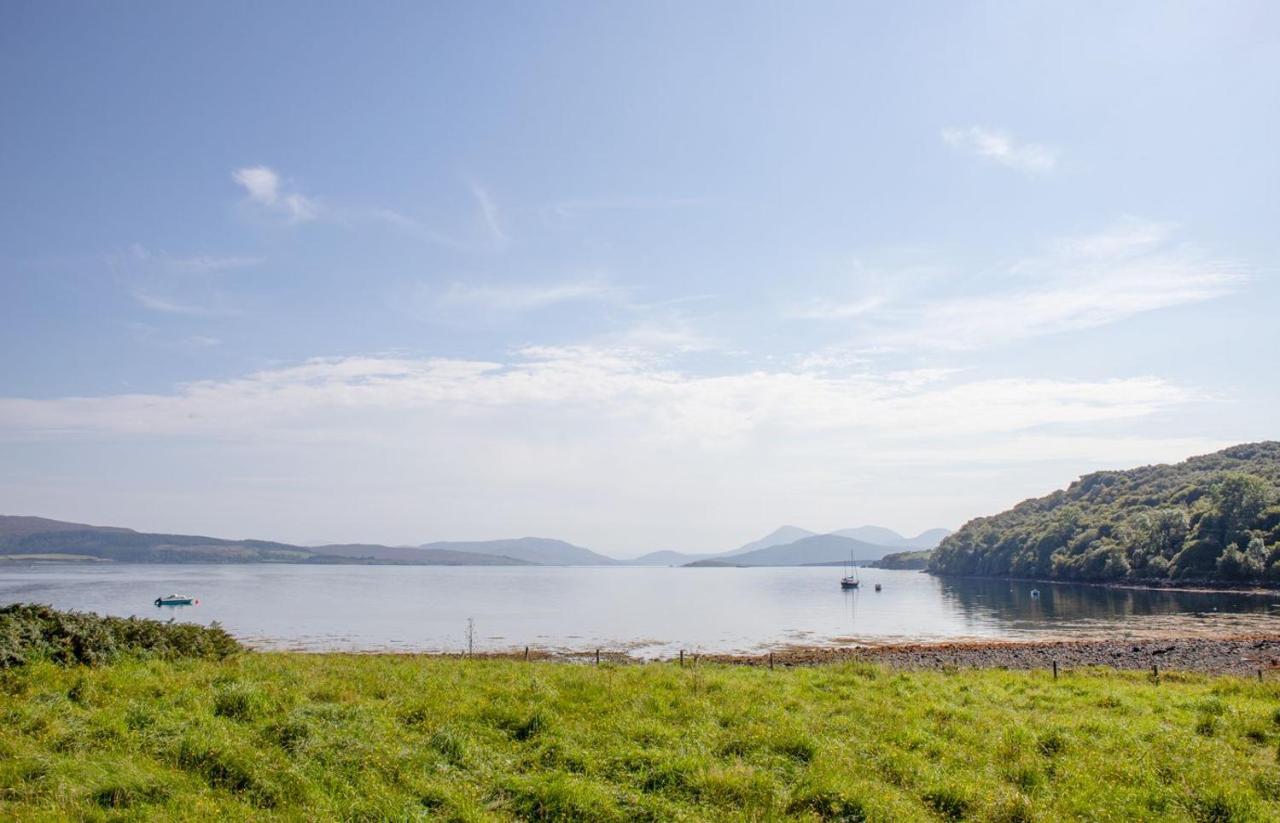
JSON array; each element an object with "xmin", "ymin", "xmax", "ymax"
[{"xmin": 1, "ymin": 651, "xmax": 1277, "ymax": 820}]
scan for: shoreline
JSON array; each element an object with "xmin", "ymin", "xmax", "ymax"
[
  {"xmin": 929, "ymin": 571, "xmax": 1280, "ymax": 596},
  {"xmin": 254, "ymin": 633, "xmax": 1280, "ymax": 676},
  {"xmin": 703, "ymin": 633, "xmax": 1280, "ymax": 675}
]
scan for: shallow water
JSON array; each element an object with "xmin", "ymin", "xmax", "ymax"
[{"xmin": 2, "ymin": 563, "xmax": 1278, "ymax": 656}]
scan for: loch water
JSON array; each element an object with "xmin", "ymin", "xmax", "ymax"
[{"xmin": 2, "ymin": 563, "xmax": 1277, "ymax": 657}]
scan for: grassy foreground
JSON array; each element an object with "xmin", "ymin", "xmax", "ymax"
[{"xmin": 2, "ymin": 655, "xmax": 1279, "ymax": 821}]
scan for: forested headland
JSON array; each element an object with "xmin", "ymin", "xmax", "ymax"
[{"xmin": 930, "ymin": 442, "xmax": 1280, "ymax": 584}]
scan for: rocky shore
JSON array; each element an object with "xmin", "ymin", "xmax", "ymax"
[{"xmin": 704, "ymin": 634, "xmax": 1280, "ymax": 676}]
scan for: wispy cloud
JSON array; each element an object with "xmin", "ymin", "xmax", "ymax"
[
  {"xmin": 115, "ymin": 246, "xmax": 257, "ymax": 317},
  {"xmin": 789, "ymin": 296, "xmax": 886, "ymax": 320},
  {"xmin": 232, "ymin": 166, "xmax": 318, "ymax": 223},
  {"xmin": 127, "ymin": 245, "xmax": 262, "ymax": 275},
  {"xmin": 606, "ymin": 317, "xmax": 717, "ymax": 353},
  {"xmin": 801, "ymin": 220, "xmax": 1247, "ymax": 351},
  {"xmin": 130, "ymin": 290, "xmax": 237, "ymax": 317},
  {"xmin": 942, "ymin": 126, "xmax": 1058, "ymax": 173},
  {"xmin": 435, "ymin": 278, "xmax": 623, "ymax": 313},
  {"xmin": 0, "ymin": 349, "xmax": 1195, "ymax": 446},
  {"xmin": 166, "ymin": 255, "xmax": 263, "ymax": 274},
  {"xmin": 895, "ymin": 220, "xmax": 1245, "ymax": 349},
  {"xmin": 547, "ymin": 196, "xmax": 707, "ymax": 219},
  {"xmin": 0, "ymin": 350, "xmax": 1222, "ymax": 551},
  {"xmin": 469, "ymin": 182, "xmax": 508, "ymax": 247}
]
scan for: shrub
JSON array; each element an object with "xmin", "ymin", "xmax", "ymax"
[{"xmin": 0, "ymin": 604, "xmax": 242, "ymax": 668}]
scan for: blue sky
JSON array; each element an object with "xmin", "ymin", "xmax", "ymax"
[{"xmin": 1, "ymin": 1, "xmax": 1277, "ymax": 554}]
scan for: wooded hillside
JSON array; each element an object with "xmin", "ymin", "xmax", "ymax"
[{"xmin": 930, "ymin": 443, "xmax": 1280, "ymax": 583}]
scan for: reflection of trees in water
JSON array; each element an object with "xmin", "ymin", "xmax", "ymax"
[{"xmin": 937, "ymin": 577, "xmax": 1276, "ymax": 624}]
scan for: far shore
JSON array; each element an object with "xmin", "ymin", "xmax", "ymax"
[{"xmin": 7, "ymin": 556, "xmax": 1280, "ymax": 598}]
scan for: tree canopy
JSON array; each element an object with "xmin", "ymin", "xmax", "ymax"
[{"xmin": 930, "ymin": 442, "xmax": 1280, "ymax": 584}]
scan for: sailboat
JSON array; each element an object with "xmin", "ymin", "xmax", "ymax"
[{"xmin": 840, "ymin": 553, "xmax": 860, "ymax": 590}]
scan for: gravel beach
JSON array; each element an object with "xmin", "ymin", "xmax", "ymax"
[{"xmin": 704, "ymin": 635, "xmax": 1280, "ymax": 675}]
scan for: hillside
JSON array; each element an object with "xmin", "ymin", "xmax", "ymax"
[
  {"xmin": 930, "ymin": 442, "xmax": 1280, "ymax": 584},
  {"xmin": 417, "ymin": 537, "xmax": 616, "ymax": 566},
  {"xmin": 727, "ymin": 534, "xmax": 895, "ymax": 566},
  {"xmin": 0, "ymin": 516, "xmax": 133, "ymax": 539},
  {"xmin": 630, "ymin": 550, "xmax": 714, "ymax": 565},
  {"xmin": 0, "ymin": 517, "xmax": 526, "ymax": 565},
  {"xmin": 310, "ymin": 544, "xmax": 530, "ymax": 566},
  {"xmin": 869, "ymin": 549, "xmax": 933, "ymax": 570},
  {"xmin": 723, "ymin": 525, "xmax": 816, "ymax": 556},
  {"xmin": 830, "ymin": 526, "xmax": 951, "ymax": 550},
  {"xmin": 0, "ymin": 517, "xmax": 315, "ymax": 564}
]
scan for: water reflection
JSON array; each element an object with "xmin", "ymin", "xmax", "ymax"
[{"xmin": 937, "ymin": 576, "xmax": 1280, "ymax": 635}]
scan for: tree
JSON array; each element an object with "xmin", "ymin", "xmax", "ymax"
[
  {"xmin": 1212, "ymin": 473, "xmax": 1275, "ymax": 547},
  {"xmin": 1216, "ymin": 543, "xmax": 1247, "ymax": 580},
  {"xmin": 1243, "ymin": 535, "xmax": 1268, "ymax": 578}
]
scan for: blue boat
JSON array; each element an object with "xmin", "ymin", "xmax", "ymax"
[{"xmin": 154, "ymin": 594, "xmax": 196, "ymax": 606}]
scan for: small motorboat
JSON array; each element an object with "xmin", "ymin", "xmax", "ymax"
[
  {"xmin": 154, "ymin": 594, "xmax": 197, "ymax": 606},
  {"xmin": 1029, "ymin": 589, "xmax": 1041, "ymax": 599},
  {"xmin": 874, "ymin": 583, "xmax": 882, "ymax": 592}
]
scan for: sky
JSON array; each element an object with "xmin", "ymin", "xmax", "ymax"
[{"xmin": 1, "ymin": 1, "xmax": 1277, "ymax": 555}]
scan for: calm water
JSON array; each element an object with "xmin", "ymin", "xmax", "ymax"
[{"xmin": 2, "ymin": 564, "xmax": 1278, "ymax": 657}]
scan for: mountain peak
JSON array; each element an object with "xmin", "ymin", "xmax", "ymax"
[{"xmin": 726, "ymin": 525, "xmax": 817, "ymax": 556}]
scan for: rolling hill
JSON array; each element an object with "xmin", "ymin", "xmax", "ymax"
[
  {"xmin": 831, "ymin": 526, "xmax": 951, "ymax": 549},
  {"xmin": 0, "ymin": 517, "xmax": 525, "ymax": 565},
  {"xmin": 930, "ymin": 442, "xmax": 1280, "ymax": 584},
  {"xmin": 632, "ymin": 524, "xmax": 951, "ymax": 566},
  {"xmin": 629, "ymin": 549, "xmax": 715, "ymax": 566},
  {"xmin": 417, "ymin": 537, "xmax": 616, "ymax": 566},
  {"xmin": 723, "ymin": 525, "xmax": 816, "ymax": 556},
  {"xmin": 725, "ymin": 533, "xmax": 897, "ymax": 566},
  {"xmin": 309, "ymin": 544, "xmax": 529, "ymax": 565}
]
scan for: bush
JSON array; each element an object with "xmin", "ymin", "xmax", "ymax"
[{"xmin": 0, "ymin": 603, "xmax": 243, "ymax": 668}]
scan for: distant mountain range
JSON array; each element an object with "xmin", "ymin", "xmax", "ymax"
[
  {"xmin": 416, "ymin": 538, "xmax": 615, "ymax": 566},
  {"xmin": 726, "ymin": 525, "xmax": 817, "ymax": 556},
  {"xmin": 0, "ymin": 515, "xmax": 949, "ymax": 567},
  {"xmin": 0, "ymin": 517, "xmax": 527, "ymax": 566},
  {"xmin": 724, "ymin": 534, "xmax": 897, "ymax": 566},
  {"xmin": 632, "ymin": 524, "xmax": 952, "ymax": 566}
]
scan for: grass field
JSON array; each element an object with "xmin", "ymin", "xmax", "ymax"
[{"xmin": 2, "ymin": 653, "xmax": 1279, "ymax": 821}]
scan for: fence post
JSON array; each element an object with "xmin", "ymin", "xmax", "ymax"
[
  {"xmin": 679, "ymin": 649, "xmax": 684, "ymax": 668},
  {"xmin": 596, "ymin": 648, "xmax": 600, "ymax": 666},
  {"xmin": 1052, "ymin": 660, "xmax": 1058, "ymax": 680},
  {"xmin": 769, "ymin": 652, "xmax": 774, "ymax": 670},
  {"xmin": 524, "ymin": 646, "xmax": 529, "ymax": 661},
  {"xmin": 1260, "ymin": 668, "xmax": 1264, "ymax": 682},
  {"xmin": 1152, "ymin": 663, "xmax": 1159, "ymax": 683}
]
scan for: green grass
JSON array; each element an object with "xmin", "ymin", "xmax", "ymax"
[{"xmin": 2, "ymin": 654, "xmax": 1278, "ymax": 821}]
